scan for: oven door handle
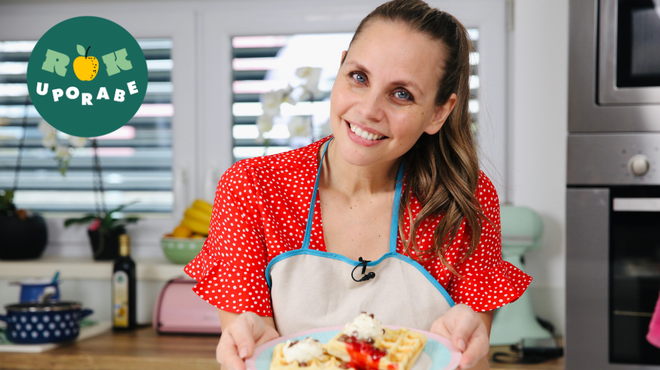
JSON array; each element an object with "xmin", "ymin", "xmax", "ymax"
[{"xmin": 613, "ymin": 198, "xmax": 660, "ymax": 212}]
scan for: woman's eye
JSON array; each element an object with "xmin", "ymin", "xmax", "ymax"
[
  {"xmin": 352, "ymin": 72, "xmax": 366, "ymax": 83},
  {"xmin": 394, "ymin": 90, "xmax": 412, "ymax": 101}
]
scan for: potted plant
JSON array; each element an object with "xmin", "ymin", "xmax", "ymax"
[
  {"xmin": 0, "ymin": 189, "xmax": 48, "ymax": 260},
  {"xmin": 64, "ymin": 202, "xmax": 140, "ymax": 260}
]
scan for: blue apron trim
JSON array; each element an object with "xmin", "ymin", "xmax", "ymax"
[
  {"xmin": 389, "ymin": 164, "xmax": 404, "ymax": 253},
  {"xmin": 301, "ymin": 138, "xmax": 332, "ymax": 249},
  {"xmin": 302, "ymin": 137, "xmax": 405, "ymax": 252},
  {"xmin": 265, "ymin": 248, "xmax": 455, "ymax": 307},
  {"xmin": 268, "ymin": 137, "xmax": 454, "ymax": 308}
]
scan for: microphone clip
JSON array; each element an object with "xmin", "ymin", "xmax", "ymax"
[{"xmin": 351, "ymin": 257, "xmax": 376, "ymax": 282}]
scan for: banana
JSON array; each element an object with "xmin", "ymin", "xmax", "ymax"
[
  {"xmin": 181, "ymin": 217, "xmax": 209, "ymax": 235},
  {"xmin": 192, "ymin": 199, "xmax": 213, "ymax": 216},
  {"xmin": 185, "ymin": 207, "xmax": 211, "ymax": 224}
]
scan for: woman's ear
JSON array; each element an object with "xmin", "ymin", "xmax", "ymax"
[
  {"xmin": 425, "ymin": 93, "xmax": 457, "ymax": 135},
  {"xmin": 340, "ymin": 50, "xmax": 348, "ymax": 65}
]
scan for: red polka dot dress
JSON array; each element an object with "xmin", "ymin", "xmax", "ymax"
[{"xmin": 184, "ymin": 136, "xmax": 532, "ymax": 316}]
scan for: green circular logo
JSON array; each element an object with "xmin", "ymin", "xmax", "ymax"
[{"xmin": 27, "ymin": 16, "xmax": 148, "ymax": 137}]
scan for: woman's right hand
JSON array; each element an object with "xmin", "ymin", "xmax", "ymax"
[{"xmin": 217, "ymin": 311, "xmax": 280, "ymax": 370}]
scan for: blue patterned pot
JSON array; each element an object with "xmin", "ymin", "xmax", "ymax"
[{"xmin": 0, "ymin": 302, "xmax": 93, "ymax": 344}]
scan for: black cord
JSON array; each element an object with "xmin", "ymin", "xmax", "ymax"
[
  {"xmin": 351, "ymin": 257, "xmax": 376, "ymax": 282},
  {"xmin": 12, "ymin": 96, "xmax": 30, "ymax": 193},
  {"xmin": 91, "ymin": 139, "xmax": 106, "ymax": 216}
]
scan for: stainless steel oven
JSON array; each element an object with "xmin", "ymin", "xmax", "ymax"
[{"xmin": 568, "ymin": 1, "xmax": 660, "ymax": 369}]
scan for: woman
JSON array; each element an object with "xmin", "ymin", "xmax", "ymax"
[{"xmin": 185, "ymin": 1, "xmax": 532, "ymax": 369}]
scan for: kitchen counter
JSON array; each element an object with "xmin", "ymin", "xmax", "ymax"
[
  {"xmin": 0, "ymin": 327, "xmax": 564, "ymax": 370},
  {"xmin": 0, "ymin": 326, "xmax": 219, "ymax": 370}
]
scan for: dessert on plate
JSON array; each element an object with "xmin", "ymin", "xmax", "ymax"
[{"xmin": 325, "ymin": 313, "xmax": 427, "ymax": 370}]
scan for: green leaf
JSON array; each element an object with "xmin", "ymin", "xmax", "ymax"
[
  {"xmin": 0, "ymin": 189, "xmax": 14, "ymax": 207},
  {"xmin": 103, "ymin": 213, "xmax": 115, "ymax": 227},
  {"xmin": 64, "ymin": 214, "xmax": 98, "ymax": 227},
  {"xmin": 77, "ymin": 45, "xmax": 86, "ymax": 56},
  {"xmin": 113, "ymin": 216, "xmax": 140, "ymax": 228},
  {"xmin": 123, "ymin": 216, "xmax": 140, "ymax": 224},
  {"xmin": 106, "ymin": 201, "xmax": 139, "ymax": 216}
]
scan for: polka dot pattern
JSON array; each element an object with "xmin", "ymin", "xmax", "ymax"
[{"xmin": 184, "ymin": 136, "xmax": 532, "ymax": 316}]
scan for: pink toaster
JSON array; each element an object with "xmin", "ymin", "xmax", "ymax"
[{"xmin": 152, "ymin": 277, "xmax": 222, "ymax": 334}]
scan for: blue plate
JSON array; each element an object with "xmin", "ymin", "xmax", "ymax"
[{"xmin": 246, "ymin": 325, "xmax": 461, "ymax": 370}]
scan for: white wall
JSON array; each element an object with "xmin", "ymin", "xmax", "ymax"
[{"xmin": 510, "ymin": 0, "xmax": 569, "ymax": 334}]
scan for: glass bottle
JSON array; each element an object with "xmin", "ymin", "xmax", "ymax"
[{"xmin": 112, "ymin": 234, "xmax": 136, "ymax": 330}]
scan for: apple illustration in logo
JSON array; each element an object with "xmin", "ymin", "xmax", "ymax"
[{"xmin": 73, "ymin": 45, "xmax": 99, "ymax": 81}]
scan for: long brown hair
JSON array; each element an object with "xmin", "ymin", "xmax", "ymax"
[{"xmin": 349, "ymin": 0, "xmax": 493, "ymax": 275}]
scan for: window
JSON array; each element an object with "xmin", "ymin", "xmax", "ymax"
[{"xmin": 0, "ymin": 39, "xmax": 174, "ymax": 213}]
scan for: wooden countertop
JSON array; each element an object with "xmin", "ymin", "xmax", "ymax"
[{"xmin": 0, "ymin": 327, "xmax": 564, "ymax": 370}]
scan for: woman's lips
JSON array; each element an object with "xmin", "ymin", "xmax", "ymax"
[{"xmin": 345, "ymin": 120, "xmax": 387, "ymax": 146}]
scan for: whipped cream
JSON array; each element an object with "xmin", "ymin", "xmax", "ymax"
[
  {"xmin": 282, "ymin": 337, "xmax": 324, "ymax": 364},
  {"xmin": 342, "ymin": 313, "xmax": 384, "ymax": 341}
]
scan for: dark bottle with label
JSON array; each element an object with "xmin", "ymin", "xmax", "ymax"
[{"xmin": 112, "ymin": 234, "xmax": 136, "ymax": 330}]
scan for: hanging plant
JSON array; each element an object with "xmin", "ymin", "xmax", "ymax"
[
  {"xmin": 0, "ymin": 97, "xmax": 48, "ymax": 260},
  {"xmin": 62, "ymin": 139, "xmax": 140, "ymax": 260}
]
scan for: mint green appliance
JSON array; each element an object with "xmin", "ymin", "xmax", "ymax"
[{"xmin": 489, "ymin": 205, "xmax": 552, "ymax": 345}]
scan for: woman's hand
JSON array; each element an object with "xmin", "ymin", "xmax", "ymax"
[
  {"xmin": 430, "ymin": 304, "xmax": 492, "ymax": 369},
  {"xmin": 216, "ymin": 311, "xmax": 280, "ymax": 370}
]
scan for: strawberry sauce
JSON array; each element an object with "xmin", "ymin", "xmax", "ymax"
[{"xmin": 339, "ymin": 335, "xmax": 397, "ymax": 370}]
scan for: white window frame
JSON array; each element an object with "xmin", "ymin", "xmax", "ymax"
[{"xmin": 0, "ymin": 0, "xmax": 507, "ymax": 257}]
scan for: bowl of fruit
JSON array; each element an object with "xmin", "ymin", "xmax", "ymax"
[{"xmin": 161, "ymin": 199, "xmax": 212, "ymax": 264}]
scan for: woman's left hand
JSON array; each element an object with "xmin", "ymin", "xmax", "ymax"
[{"xmin": 430, "ymin": 304, "xmax": 490, "ymax": 369}]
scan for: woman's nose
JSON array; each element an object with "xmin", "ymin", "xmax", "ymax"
[{"xmin": 356, "ymin": 90, "xmax": 385, "ymax": 123}]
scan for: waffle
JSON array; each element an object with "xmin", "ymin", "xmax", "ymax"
[
  {"xmin": 270, "ymin": 341, "xmax": 350, "ymax": 370},
  {"xmin": 325, "ymin": 327, "xmax": 427, "ymax": 370}
]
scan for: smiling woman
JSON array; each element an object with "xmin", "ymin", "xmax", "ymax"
[{"xmin": 187, "ymin": 1, "xmax": 528, "ymax": 370}]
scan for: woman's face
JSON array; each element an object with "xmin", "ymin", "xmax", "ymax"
[{"xmin": 330, "ymin": 20, "xmax": 456, "ymax": 168}]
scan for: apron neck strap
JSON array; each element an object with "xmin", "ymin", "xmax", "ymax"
[
  {"xmin": 389, "ymin": 163, "xmax": 405, "ymax": 253},
  {"xmin": 302, "ymin": 138, "xmax": 332, "ymax": 248},
  {"xmin": 302, "ymin": 137, "xmax": 405, "ymax": 252}
]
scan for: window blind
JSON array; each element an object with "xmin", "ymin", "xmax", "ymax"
[{"xmin": 0, "ymin": 39, "xmax": 174, "ymax": 214}]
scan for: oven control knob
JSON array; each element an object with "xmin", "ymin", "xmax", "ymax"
[{"xmin": 629, "ymin": 155, "xmax": 650, "ymax": 176}]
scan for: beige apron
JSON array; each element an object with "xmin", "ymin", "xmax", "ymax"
[{"xmin": 266, "ymin": 139, "xmax": 454, "ymax": 336}]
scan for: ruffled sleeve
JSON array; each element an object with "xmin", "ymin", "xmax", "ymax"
[
  {"xmin": 446, "ymin": 172, "xmax": 533, "ymax": 312},
  {"xmin": 183, "ymin": 161, "xmax": 273, "ymax": 316}
]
